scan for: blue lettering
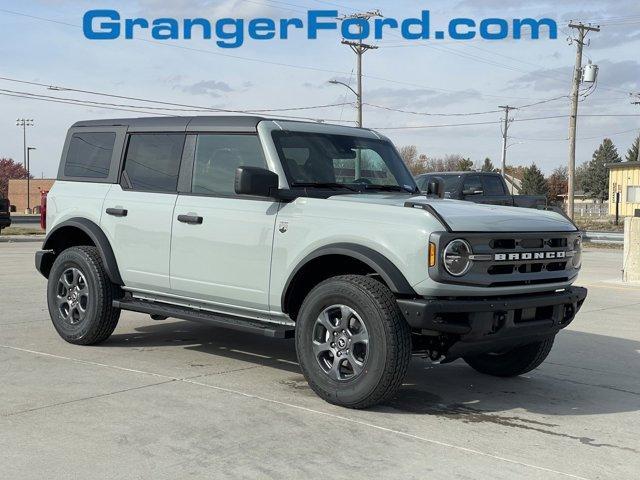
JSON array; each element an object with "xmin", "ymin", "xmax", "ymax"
[
  {"xmin": 184, "ymin": 18, "xmax": 212, "ymax": 39},
  {"xmin": 125, "ymin": 18, "xmax": 149, "ymax": 39},
  {"xmin": 152, "ymin": 18, "xmax": 179, "ymax": 40},
  {"xmin": 279, "ymin": 18, "xmax": 304, "ymax": 39},
  {"xmin": 374, "ymin": 18, "xmax": 398, "ymax": 39},
  {"xmin": 513, "ymin": 18, "xmax": 557, "ymax": 39},
  {"xmin": 249, "ymin": 18, "xmax": 276, "ymax": 39},
  {"xmin": 83, "ymin": 9, "xmax": 120, "ymax": 40},
  {"xmin": 341, "ymin": 18, "xmax": 369, "ymax": 40},
  {"xmin": 480, "ymin": 18, "xmax": 508, "ymax": 39},
  {"xmin": 401, "ymin": 10, "xmax": 430, "ymax": 40},
  {"xmin": 308, "ymin": 10, "xmax": 338, "ymax": 39},
  {"xmin": 216, "ymin": 18, "xmax": 244, "ymax": 48},
  {"xmin": 448, "ymin": 18, "xmax": 475, "ymax": 40}
]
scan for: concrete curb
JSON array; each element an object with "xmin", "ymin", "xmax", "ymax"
[{"xmin": 0, "ymin": 235, "xmax": 44, "ymax": 243}]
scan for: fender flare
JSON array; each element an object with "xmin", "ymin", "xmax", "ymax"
[
  {"xmin": 281, "ymin": 243, "xmax": 416, "ymax": 313},
  {"xmin": 41, "ymin": 217, "xmax": 124, "ymax": 285}
]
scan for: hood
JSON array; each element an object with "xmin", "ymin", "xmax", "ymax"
[{"xmin": 330, "ymin": 194, "xmax": 577, "ymax": 232}]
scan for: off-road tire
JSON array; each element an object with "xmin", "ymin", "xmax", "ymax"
[
  {"xmin": 295, "ymin": 275, "xmax": 411, "ymax": 409},
  {"xmin": 463, "ymin": 337, "xmax": 555, "ymax": 377},
  {"xmin": 47, "ymin": 246, "xmax": 121, "ymax": 345}
]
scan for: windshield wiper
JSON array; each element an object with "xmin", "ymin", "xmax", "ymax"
[
  {"xmin": 290, "ymin": 182, "xmax": 359, "ymax": 192},
  {"xmin": 363, "ymin": 184, "xmax": 418, "ymax": 193}
]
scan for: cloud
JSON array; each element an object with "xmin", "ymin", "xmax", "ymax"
[
  {"xmin": 509, "ymin": 60, "xmax": 640, "ymax": 92},
  {"xmin": 177, "ymin": 80, "xmax": 234, "ymax": 97}
]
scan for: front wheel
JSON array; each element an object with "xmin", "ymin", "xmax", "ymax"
[
  {"xmin": 295, "ymin": 275, "xmax": 411, "ymax": 409},
  {"xmin": 463, "ymin": 337, "xmax": 555, "ymax": 377},
  {"xmin": 47, "ymin": 246, "xmax": 121, "ymax": 345}
]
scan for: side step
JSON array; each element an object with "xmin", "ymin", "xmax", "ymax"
[{"xmin": 113, "ymin": 298, "xmax": 295, "ymax": 339}]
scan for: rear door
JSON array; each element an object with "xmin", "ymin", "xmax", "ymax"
[
  {"xmin": 169, "ymin": 133, "xmax": 278, "ymax": 318},
  {"xmin": 100, "ymin": 132, "xmax": 186, "ymax": 293}
]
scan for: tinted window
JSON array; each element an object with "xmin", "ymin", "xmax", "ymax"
[
  {"xmin": 192, "ymin": 134, "xmax": 266, "ymax": 195},
  {"xmin": 123, "ymin": 134, "xmax": 184, "ymax": 192},
  {"xmin": 482, "ymin": 175, "xmax": 506, "ymax": 196},
  {"xmin": 272, "ymin": 131, "xmax": 416, "ymax": 190},
  {"xmin": 417, "ymin": 174, "xmax": 461, "ymax": 194},
  {"xmin": 462, "ymin": 175, "xmax": 483, "ymax": 194},
  {"xmin": 64, "ymin": 132, "xmax": 115, "ymax": 178}
]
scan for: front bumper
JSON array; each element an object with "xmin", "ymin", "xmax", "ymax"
[{"xmin": 397, "ymin": 286, "xmax": 587, "ymax": 359}]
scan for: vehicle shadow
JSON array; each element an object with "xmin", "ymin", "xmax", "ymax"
[{"xmin": 107, "ymin": 319, "xmax": 640, "ymax": 419}]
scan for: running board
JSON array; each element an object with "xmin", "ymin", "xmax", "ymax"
[{"xmin": 113, "ymin": 298, "xmax": 295, "ymax": 339}]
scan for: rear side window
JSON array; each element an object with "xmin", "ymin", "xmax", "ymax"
[
  {"xmin": 482, "ymin": 175, "xmax": 506, "ymax": 196},
  {"xmin": 191, "ymin": 134, "xmax": 266, "ymax": 195},
  {"xmin": 64, "ymin": 132, "xmax": 115, "ymax": 178},
  {"xmin": 122, "ymin": 134, "xmax": 185, "ymax": 192}
]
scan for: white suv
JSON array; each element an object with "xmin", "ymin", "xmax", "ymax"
[{"xmin": 36, "ymin": 116, "xmax": 586, "ymax": 408}]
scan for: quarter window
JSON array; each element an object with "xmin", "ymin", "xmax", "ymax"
[
  {"xmin": 191, "ymin": 134, "xmax": 266, "ymax": 195},
  {"xmin": 64, "ymin": 132, "xmax": 115, "ymax": 178},
  {"xmin": 482, "ymin": 176, "xmax": 506, "ymax": 196},
  {"xmin": 122, "ymin": 134, "xmax": 184, "ymax": 192}
]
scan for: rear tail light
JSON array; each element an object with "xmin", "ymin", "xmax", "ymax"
[{"xmin": 40, "ymin": 190, "xmax": 48, "ymax": 230}]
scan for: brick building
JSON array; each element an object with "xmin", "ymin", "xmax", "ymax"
[{"xmin": 7, "ymin": 179, "xmax": 55, "ymax": 212}]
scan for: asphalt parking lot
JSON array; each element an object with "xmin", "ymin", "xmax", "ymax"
[{"xmin": 1, "ymin": 242, "xmax": 638, "ymax": 480}]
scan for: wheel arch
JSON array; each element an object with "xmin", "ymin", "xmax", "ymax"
[
  {"xmin": 38, "ymin": 218, "xmax": 123, "ymax": 285},
  {"xmin": 281, "ymin": 243, "xmax": 416, "ymax": 320}
]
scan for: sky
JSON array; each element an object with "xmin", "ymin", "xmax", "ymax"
[{"xmin": 1, "ymin": 0, "xmax": 639, "ymax": 178}]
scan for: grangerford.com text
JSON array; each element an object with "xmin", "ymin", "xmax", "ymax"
[{"xmin": 83, "ymin": 9, "xmax": 558, "ymax": 48}]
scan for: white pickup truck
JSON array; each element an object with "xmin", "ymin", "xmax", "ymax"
[{"xmin": 36, "ymin": 116, "xmax": 586, "ymax": 408}]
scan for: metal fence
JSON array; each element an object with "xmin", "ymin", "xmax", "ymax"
[{"xmin": 570, "ymin": 203, "xmax": 609, "ymax": 217}]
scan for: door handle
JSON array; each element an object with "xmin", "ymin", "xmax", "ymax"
[
  {"xmin": 106, "ymin": 207, "xmax": 128, "ymax": 217},
  {"xmin": 177, "ymin": 214, "xmax": 203, "ymax": 225}
]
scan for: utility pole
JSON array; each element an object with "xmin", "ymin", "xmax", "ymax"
[
  {"xmin": 339, "ymin": 10, "xmax": 381, "ymax": 128},
  {"xmin": 567, "ymin": 22, "xmax": 600, "ymax": 220},
  {"xmin": 498, "ymin": 105, "xmax": 515, "ymax": 180},
  {"xmin": 632, "ymin": 93, "xmax": 640, "ymax": 162}
]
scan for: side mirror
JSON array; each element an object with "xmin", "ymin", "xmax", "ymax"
[
  {"xmin": 235, "ymin": 166, "xmax": 279, "ymax": 197},
  {"xmin": 426, "ymin": 177, "xmax": 445, "ymax": 198}
]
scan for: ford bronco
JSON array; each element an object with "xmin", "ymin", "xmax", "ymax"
[{"xmin": 36, "ymin": 116, "xmax": 586, "ymax": 408}]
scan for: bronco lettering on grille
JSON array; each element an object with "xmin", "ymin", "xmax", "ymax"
[{"xmin": 494, "ymin": 251, "xmax": 566, "ymax": 261}]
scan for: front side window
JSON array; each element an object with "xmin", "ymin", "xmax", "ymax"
[
  {"xmin": 417, "ymin": 174, "xmax": 461, "ymax": 194},
  {"xmin": 191, "ymin": 134, "xmax": 266, "ymax": 195},
  {"xmin": 462, "ymin": 176, "xmax": 483, "ymax": 194},
  {"xmin": 272, "ymin": 131, "xmax": 417, "ymax": 193},
  {"xmin": 122, "ymin": 134, "xmax": 184, "ymax": 192},
  {"xmin": 64, "ymin": 132, "xmax": 115, "ymax": 178}
]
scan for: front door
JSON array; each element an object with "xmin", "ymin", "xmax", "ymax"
[
  {"xmin": 100, "ymin": 133, "xmax": 185, "ymax": 293},
  {"xmin": 169, "ymin": 133, "xmax": 278, "ymax": 318}
]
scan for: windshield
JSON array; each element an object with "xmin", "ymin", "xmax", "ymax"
[
  {"xmin": 417, "ymin": 174, "xmax": 461, "ymax": 194},
  {"xmin": 271, "ymin": 131, "xmax": 417, "ymax": 193}
]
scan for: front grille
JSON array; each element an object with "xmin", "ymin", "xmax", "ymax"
[{"xmin": 430, "ymin": 231, "xmax": 581, "ymax": 288}]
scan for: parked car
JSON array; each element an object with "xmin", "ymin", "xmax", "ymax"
[
  {"xmin": 0, "ymin": 198, "xmax": 11, "ymax": 231},
  {"xmin": 35, "ymin": 116, "xmax": 586, "ymax": 408},
  {"xmin": 415, "ymin": 171, "xmax": 547, "ymax": 209}
]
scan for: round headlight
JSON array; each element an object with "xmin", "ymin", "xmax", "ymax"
[
  {"xmin": 443, "ymin": 239, "xmax": 473, "ymax": 276},
  {"xmin": 572, "ymin": 238, "xmax": 582, "ymax": 269}
]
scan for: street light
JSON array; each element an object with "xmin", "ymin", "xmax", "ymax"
[
  {"xmin": 27, "ymin": 147, "xmax": 36, "ymax": 213},
  {"xmin": 328, "ymin": 80, "xmax": 363, "ymax": 178},
  {"xmin": 16, "ymin": 118, "xmax": 34, "ymax": 170}
]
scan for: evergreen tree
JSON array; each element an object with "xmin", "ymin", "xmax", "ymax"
[
  {"xmin": 456, "ymin": 157, "xmax": 474, "ymax": 171},
  {"xmin": 583, "ymin": 138, "xmax": 621, "ymax": 202},
  {"xmin": 480, "ymin": 157, "xmax": 497, "ymax": 172},
  {"xmin": 520, "ymin": 163, "xmax": 548, "ymax": 196},
  {"xmin": 625, "ymin": 134, "xmax": 639, "ymax": 162}
]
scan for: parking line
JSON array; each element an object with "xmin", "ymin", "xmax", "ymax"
[{"xmin": 0, "ymin": 344, "xmax": 590, "ymax": 480}]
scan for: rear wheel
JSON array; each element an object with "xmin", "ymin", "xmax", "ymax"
[
  {"xmin": 463, "ymin": 337, "xmax": 555, "ymax": 377},
  {"xmin": 47, "ymin": 246, "xmax": 120, "ymax": 345},
  {"xmin": 295, "ymin": 275, "xmax": 411, "ymax": 409}
]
